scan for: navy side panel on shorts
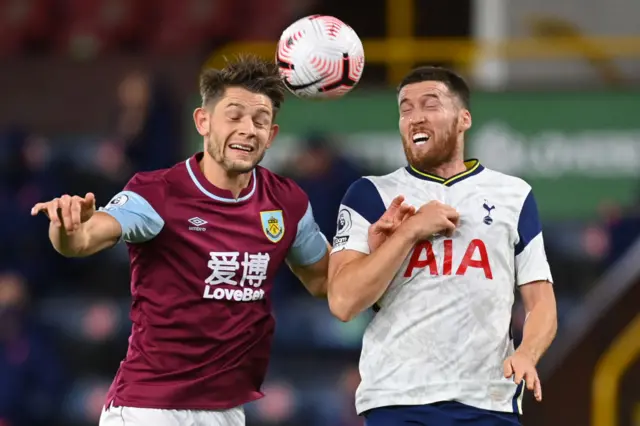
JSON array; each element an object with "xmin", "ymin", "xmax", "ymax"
[{"xmin": 364, "ymin": 401, "xmax": 521, "ymax": 426}]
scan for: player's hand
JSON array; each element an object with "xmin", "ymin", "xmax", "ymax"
[
  {"xmin": 31, "ymin": 193, "xmax": 97, "ymax": 233},
  {"xmin": 403, "ymin": 200, "xmax": 459, "ymax": 240},
  {"xmin": 503, "ymin": 351, "xmax": 542, "ymax": 402},
  {"xmin": 368, "ymin": 195, "xmax": 416, "ymax": 251}
]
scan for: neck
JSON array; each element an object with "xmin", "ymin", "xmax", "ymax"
[
  {"xmin": 421, "ymin": 158, "xmax": 467, "ymax": 179},
  {"xmin": 200, "ymin": 154, "xmax": 252, "ymax": 199},
  {"xmin": 417, "ymin": 138, "xmax": 467, "ymax": 178}
]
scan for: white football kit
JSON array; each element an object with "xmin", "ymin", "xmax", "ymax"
[{"xmin": 331, "ymin": 160, "xmax": 553, "ymax": 416}]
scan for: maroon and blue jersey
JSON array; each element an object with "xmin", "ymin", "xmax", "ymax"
[{"xmin": 99, "ymin": 152, "xmax": 327, "ymax": 410}]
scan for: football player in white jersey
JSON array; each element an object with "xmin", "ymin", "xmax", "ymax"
[{"xmin": 327, "ymin": 66, "xmax": 558, "ymax": 426}]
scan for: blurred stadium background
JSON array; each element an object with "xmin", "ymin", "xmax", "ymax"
[{"xmin": 0, "ymin": 0, "xmax": 639, "ymax": 425}]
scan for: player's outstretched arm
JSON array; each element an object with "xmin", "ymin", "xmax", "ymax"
[
  {"xmin": 31, "ymin": 193, "xmax": 122, "ymax": 257},
  {"xmin": 328, "ymin": 199, "xmax": 458, "ymax": 322},
  {"xmin": 32, "ymin": 189, "xmax": 164, "ymax": 257}
]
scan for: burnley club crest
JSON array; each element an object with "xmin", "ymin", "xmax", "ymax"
[{"xmin": 260, "ymin": 210, "xmax": 285, "ymax": 243}]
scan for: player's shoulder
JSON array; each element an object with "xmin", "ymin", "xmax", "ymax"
[
  {"xmin": 476, "ymin": 167, "xmax": 536, "ymax": 215},
  {"xmin": 123, "ymin": 162, "xmax": 183, "ymax": 204},
  {"xmin": 125, "ymin": 168, "xmax": 171, "ymax": 192},
  {"xmin": 257, "ymin": 166, "xmax": 309, "ymax": 213},
  {"xmin": 339, "ymin": 170, "xmax": 406, "ymax": 223},
  {"xmin": 126, "ymin": 168, "xmax": 170, "ymax": 188},
  {"xmin": 480, "ymin": 167, "xmax": 532, "ymax": 194},
  {"xmin": 367, "ymin": 168, "xmax": 407, "ymax": 184},
  {"xmin": 257, "ymin": 166, "xmax": 306, "ymax": 197},
  {"xmin": 344, "ymin": 168, "xmax": 405, "ymax": 203}
]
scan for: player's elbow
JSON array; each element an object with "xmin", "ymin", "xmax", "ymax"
[
  {"xmin": 328, "ymin": 294, "xmax": 358, "ymax": 322},
  {"xmin": 305, "ymin": 280, "xmax": 327, "ymax": 298},
  {"xmin": 329, "ymin": 303, "xmax": 353, "ymax": 322},
  {"xmin": 49, "ymin": 229, "xmax": 86, "ymax": 258},
  {"xmin": 327, "ymin": 276, "xmax": 363, "ymax": 321},
  {"xmin": 54, "ymin": 247, "xmax": 84, "ymax": 258},
  {"xmin": 310, "ymin": 285, "xmax": 327, "ymax": 298},
  {"xmin": 306, "ymin": 273, "xmax": 329, "ymax": 299},
  {"xmin": 51, "ymin": 241, "xmax": 93, "ymax": 258}
]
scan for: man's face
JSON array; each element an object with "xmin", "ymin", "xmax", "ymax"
[
  {"xmin": 196, "ymin": 87, "xmax": 279, "ymax": 174},
  {"xmin": 398, "ymin": 80, "xmax": 469, "ymax": 170}
]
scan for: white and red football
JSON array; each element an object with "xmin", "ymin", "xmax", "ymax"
[{"xmin": 276, "ymin": 15, "xmax": 365, "ymax": 99}]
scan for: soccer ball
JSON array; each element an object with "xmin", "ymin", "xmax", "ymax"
[{"xmin": 276, "ymin": 15, "xmax": 365, "ymax": 99}]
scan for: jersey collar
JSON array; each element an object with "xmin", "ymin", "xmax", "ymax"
[
  {"xmin": 406, "ymin": 159, "xmax": 484, "ymax": 187},
  {"xmin": 186, "ymin": 152, "xmax": 257, "ymax": 203}
]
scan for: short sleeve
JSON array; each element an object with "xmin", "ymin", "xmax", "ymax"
[
  {"xmin": 99, "ymin": 190, "xmax": 165, "ymax": 244},
  {"xmin": 286, "ymin": 202, "xmax": 328, "ymax": 266},
  {"xmin": 514, "ymin": 190, "xmax": 553, "ymax": 286},
  {"xmin": 331, "ymin": 178, "xmax": 386, "ymax": 255}
]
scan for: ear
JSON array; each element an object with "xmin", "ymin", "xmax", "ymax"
[
  {"xmin": 460, "ymin": 109, "xmax": 472, "ymax": 132},
  {"xmin": 193, "ymin": 107, "xmax": 210, "ymax": 136},
  {"xmin": 266, "ymin": 124, "xmax": 279, "ymax": 149}
]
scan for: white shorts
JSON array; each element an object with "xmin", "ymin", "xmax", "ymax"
[{"xmin": 99, "ymin": 404, "xmax": 245, "ymax": 426}]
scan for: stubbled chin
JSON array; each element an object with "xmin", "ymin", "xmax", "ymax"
[
  {"xmin": 224, "ymin": 161, "xmax": 255, "ymax": 174},
  {"xmin": 226, "ymin": 156, "xmax": 254, "ymax": 167},
  {"xmin": 408, "ymin": 143, "xmax": 433, "ymax": 157},
  {"xmin": 224, "ymin": 149, "xmax": 262, "ymax": 173},
  {"xmin": 406, "ymin": 144, "xmax": 440, "ymax": 167}
]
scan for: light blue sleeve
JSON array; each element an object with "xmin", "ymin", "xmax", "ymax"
[
  {"xmin": 99, "ymin": 190, "xmax": 164, "ymax": 244},
  {"xmin": 286, "ymin": 202, "xmax": 329, "ymax": 266}
]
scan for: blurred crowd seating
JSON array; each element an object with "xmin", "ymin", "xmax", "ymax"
[{"xmin": 0, "ymin": 0, "xmax": 300, "ymax": 57}]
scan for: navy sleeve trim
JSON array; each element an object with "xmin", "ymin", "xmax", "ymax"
[
  {"xmin": 515, "ymin": 190, "xmax": 542, "ymax": 256},
  {"xmin": 341, "ymin": 178, "xmax": 386, "ymax": 225}
]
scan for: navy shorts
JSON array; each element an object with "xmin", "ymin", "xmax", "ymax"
[{"xmin": 363, "ymin": 401, "xmax": 521, "ymax": 426}]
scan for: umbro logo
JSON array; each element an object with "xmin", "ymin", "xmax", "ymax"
[
  {"xmin": 188, "ymin": 217, "xmax": 207, "ymax": 231},
  {"xmin": 189, "ymin": 217, "xmax": 207, "ymax": 226}
]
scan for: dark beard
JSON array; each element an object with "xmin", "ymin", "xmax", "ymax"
[{"xmin": 405, "ymin": 119, "xmax": 458, "ymax": 172}]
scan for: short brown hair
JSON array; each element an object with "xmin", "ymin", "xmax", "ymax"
[
  {"xmin": 398, "ymin": 66, "xmax": 471, "ymax": 109},
  {"xmin": 199, "ymin": 54, "xmax": 286, "ymax": 114}
]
